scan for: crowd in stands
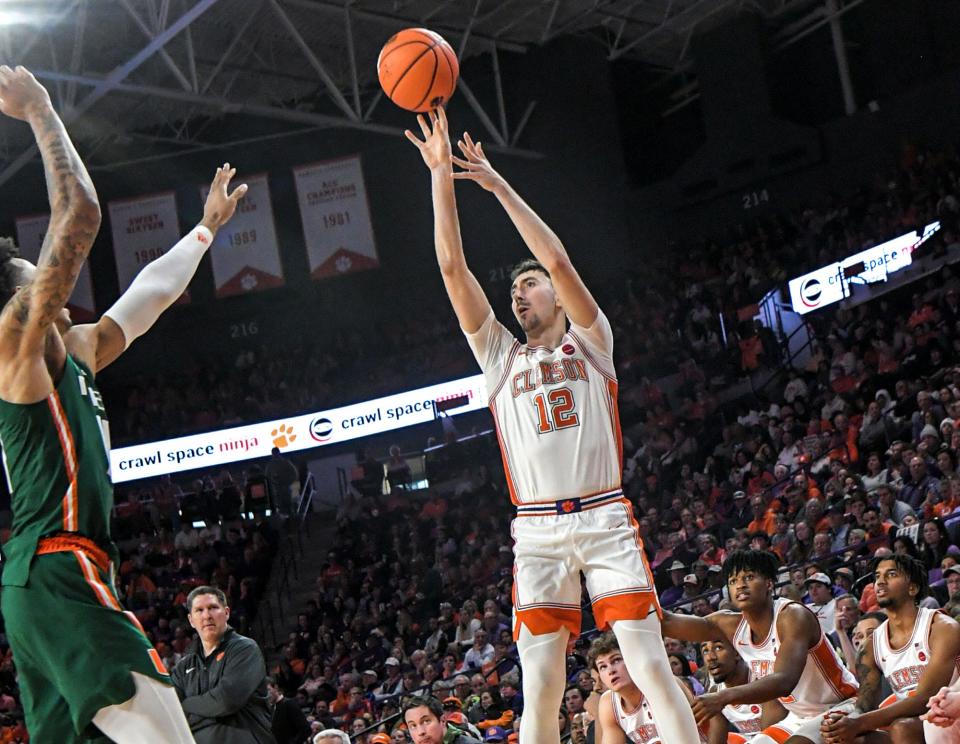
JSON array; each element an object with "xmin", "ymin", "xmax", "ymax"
[
  {"xmin": 268, "ymin": 142, "xmax": 960, "ymax": 742},
  {"xmin": 2, "ymin": 139, "xmax": 960, "ymax": 743}
]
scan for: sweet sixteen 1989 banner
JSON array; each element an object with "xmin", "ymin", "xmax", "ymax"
[{"xmin": 108, "ymin": 192, "xmax": 185, "ymax": 296}]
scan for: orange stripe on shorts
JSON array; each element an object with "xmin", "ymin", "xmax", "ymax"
[
  {"xmin": 761, "ymin": 725, "xmax": 792, "ymax": 743},
  {"xmin": 148, "ymin": 648, "xmax": 168, "ymax": 675},
  {"xmin": 75, "ymin": 552, "xmax": 121, "ymax": 611}
]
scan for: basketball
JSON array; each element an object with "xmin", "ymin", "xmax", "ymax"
[{"xmin": 377, "ymin": 28, "xmax": 459, "ymax": 112}]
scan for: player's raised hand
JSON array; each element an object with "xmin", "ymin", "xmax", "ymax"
[
  {"xmin": 404, "ymin": 106, "xmax": 451, "ymax": 172},
  {"xmin": 452, "ymin": 132, "xmax": 505, "ymax": 193},
  {"xmin": 201, "ymin": 163, "xmax": 247, "ymax": 235},
  {"xmin": 0, "ymin": 66, "xmax": 52, "ymax": 122}
]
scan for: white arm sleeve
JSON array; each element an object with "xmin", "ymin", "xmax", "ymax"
[{"xmin": 103, "ymin": 225, "xmax": 212, "ymax": 348}]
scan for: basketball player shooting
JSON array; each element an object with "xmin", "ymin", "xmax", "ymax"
[
  {"xmin": 0, "ymin": 66, "xmax": 246, "ymax": 743},
  {"xmin": 405, "ymin": 106, "xmax": 700, "ymax": 744}
]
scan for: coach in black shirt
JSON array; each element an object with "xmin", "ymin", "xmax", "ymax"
[{"xmin": 171, "ymin": 586, "xmax": 276, "ymax": 744}]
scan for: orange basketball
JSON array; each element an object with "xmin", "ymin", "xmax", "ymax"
[{"xmin": 377, "ymin": 28, "xmax": 459, "ymax": 112}]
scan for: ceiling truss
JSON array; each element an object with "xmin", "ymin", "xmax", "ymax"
[{"xmin": 0, "ymin": 0, "xmax": 865, "ymax": 179}]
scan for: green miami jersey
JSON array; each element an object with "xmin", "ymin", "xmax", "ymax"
[
  {"xmin": 0, "ymin": 355, "xmax": 115, "ymax": 586},
  {"xmin": 0, "ymin": 356, "xmax": 173, "ymax": 741}
]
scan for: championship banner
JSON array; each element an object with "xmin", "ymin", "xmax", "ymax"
[
  {"xmin": 293, "ymin": 155, "xmax": 379, "ymax": 279},
  {"xmin": 108, "ymin": 192, "xmax": 185, "ymax": 297},
  {"xmin": 111, "ymin": 373, "xmax": 486, "ymax": 482},
  {"xmin": 15, "ymin": 213, "xmax": 96, "ymax": 321},
  {"xmin": 200, "ymin": 173, "xmax": 284, "ymax": 297}
]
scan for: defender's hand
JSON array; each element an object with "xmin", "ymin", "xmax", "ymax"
[{"xmin": 201, "ymin": 163, "xmax": 247, "ymax": 235}]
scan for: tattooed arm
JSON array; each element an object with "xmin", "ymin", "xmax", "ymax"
[
  {"xmin": 1, "ymin": 67, "xmax": 100, "ymax": 347},
  {"xmin": 838, "ymin": 614, "xmax": 960, "ymax": 739},
  {"xmin": 853, "ymin": 640, "xmax": 884, "ymax": 715},
  {"xmin": 817, "ymin": 641, "xmax": 883, "ymax": 744}
]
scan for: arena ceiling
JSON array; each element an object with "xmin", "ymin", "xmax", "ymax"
[{"xmin": 0, "ymin": 0, "xmax": 861, "ymax": 181}]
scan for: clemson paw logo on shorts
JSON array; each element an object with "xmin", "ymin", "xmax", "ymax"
[
  {"xmin": 561, "ymin": 500, "xmax": 576, "ymax": 513},
  {"xmin": 271, "ymin": 424, "xmax": 297, "ymax": 449}
]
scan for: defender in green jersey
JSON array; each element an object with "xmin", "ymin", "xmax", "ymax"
[{"xmin": 0, "ymin": 67, "xmax": 247, "ymax": 743}]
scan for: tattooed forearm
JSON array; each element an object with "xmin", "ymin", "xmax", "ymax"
[
  {"xmin": 855, "ymin": 649, "xmax": 882, "ymax": 713},
  {"xmin": 30, "ymin": 103, "xmax": 97, "ymax": 219},
  {"xmin": 15, "ymin": 102, "xmax": 100, "ymax": 332}
]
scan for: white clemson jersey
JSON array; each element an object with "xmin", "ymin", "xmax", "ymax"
[
  {"xmin": 874, "ymin": 607, "xmax": 960, "ymax": 704},
  {"xmin": 714, "ymin": 683, "xmax": 764, "ymax": 739},
  {"xmin": 466, "ymin": 310, "xmax": 622, "ymax": 505},
  {"xmin": 732, "ymin": 598, "xmax": 859, "ymax": 718},
  {"xmin": 611, "ymin": 690, "xmax": 708, "ymax": 744}
]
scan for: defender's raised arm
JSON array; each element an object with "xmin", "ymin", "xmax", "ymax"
[{"xmin": 0, "ymin": 66, "xmax": 100, "ymax": 351}]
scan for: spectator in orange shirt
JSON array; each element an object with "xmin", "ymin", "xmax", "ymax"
[
  {"xmin": 124, "ymin": 567, "xmax": 157, "ymax": 607},
  {"xmin": 935, "ymin": 476, "xmax": 960, "ymax": 519},
  {"xmin": 829, "ymin": 364, "xmax": 858, "ymax": 395},
  {"xmin": 799, "ymin": 497, "xmax": 831, "ymax": 534},
  {"xmin": 826, "ymin": 412, "xmax": 860, "ymax": 464},
  {"xmin": 792, "ymin": 472, "xmax": 823, "ymax": 501},
  {"xmin": 908, "ymin": 293, "xmax": 936, "ymax": 327},
  {"xmin": 746, "ymin": 495, "xmax": 776, "ymax": 536},
  {"xmin": 0, "ymin": 718, "xmax": 27, "ymax": 744},
  {"xmin": 421, "ymin": 492, "xmax": 448, "ymax": 520},
  {"xmin": 697, "ymin": 534, "xmax": 726, "ymax": 566},
  {"xmin": 862, "ymin": 506, "xmax": 893, "ymax": 551},
  {"xmin": 746, "ymin": 460, "xmax": 775, "ymax": 496},
  {"xmin": 330, "ymin": 672, "xmax": 360, "ymax": 717}
]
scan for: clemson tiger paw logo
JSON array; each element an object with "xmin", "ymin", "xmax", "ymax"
[
  {"xmin": 335, "ymin": 254, "xmax": 353, "ymax": 273},
  {"xmin": 271, "ymin": 424, "xmax": 296, "ymax": 449}
]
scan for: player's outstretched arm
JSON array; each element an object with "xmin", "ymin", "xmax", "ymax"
[
  {"xmin": 709, "ymin": 605, "xmax": 811, "ymax": 710},
  {"xmin": 68, "ymin": 164, "xmax": 247, "ymax": 373},
  {"xmin": 405, "ymin": 107, "xmax": 491, "ymax": 334},
  {"xmin": 660, "ymin": 610, "xmax": 732, "ymax": 643},
  {"xmin": 0, "ymin": 67, "xmax": 100, "ymax": 352},
  {"xmin": 452, "ymin": 132, "xmax": 598, "ymax": 329}
]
